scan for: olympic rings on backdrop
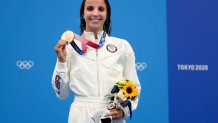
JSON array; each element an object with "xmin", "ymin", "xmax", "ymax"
[
  {"xmin": 16, "ymin": 60, "xmax": 34, "ymax": 69},
  {"xmin": 16, "ymin": 60, "xmax": 146, "ymax": 71},
  {"xmin": 135, "ymin": 62, "xmax": 147, "ymax": 71}
]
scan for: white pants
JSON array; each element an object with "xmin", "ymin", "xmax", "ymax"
[{"xmin": 68, "ymin": 96, "xmax": 125, "ymax": 123}]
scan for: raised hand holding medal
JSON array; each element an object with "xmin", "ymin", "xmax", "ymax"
[
  {"xmin": 61, "ymin": 30, "xmax": 106, "ymax": 55},
  {"xmin": 54, "ymin": 35, "xmax": 69, "ymax": 63}
]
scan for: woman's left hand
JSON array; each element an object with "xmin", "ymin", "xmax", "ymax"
[{"xmin": 107, "ymin": 108, "xmax": 124, "ymax": 120}]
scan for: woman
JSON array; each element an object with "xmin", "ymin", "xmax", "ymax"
[{"xmin": 52, "ymin": 0, "xmax": 141, "ymax": 122}]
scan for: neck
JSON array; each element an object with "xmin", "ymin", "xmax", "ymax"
[
  {"xmin": 85, "ymin": 29, "xmax": 104, "ymax": 39},
  {"xmin": 93, "ymin": 32, "xmax": 98, "ymax": 39}
]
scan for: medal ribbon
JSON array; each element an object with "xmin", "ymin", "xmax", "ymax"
[{"xmin": 70, "ymin": 32, "xmax": 106, "ymax": 55}]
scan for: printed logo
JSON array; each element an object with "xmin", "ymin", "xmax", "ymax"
[
  {"xmin": 177, "ymin": 64, "xmax": 209, "ymax": 71},
  {"xmin": 106, "ymin": 44, "xmax": 117, "ymax": 53},
  {"xmin": 16, "ymin": 60, "xmax": 34, "ymax": 70},
  {"xmin": 136, "ymin": 62, "xmax": 147, "ymax": 71},
  {"xmin": 55, "ymin": 75, "xmax": 61, "ymax": 94}
]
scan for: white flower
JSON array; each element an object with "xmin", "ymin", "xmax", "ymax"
[
  {"xmin": 61, "ymin": 30, "xmax": 75, "ymax": 43},
  {"xmin": 117, "ymin": 90, "xmax": 124, "ymax": 97}
]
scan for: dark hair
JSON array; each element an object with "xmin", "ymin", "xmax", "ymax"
[{"xmin": 80, "ymin": 0, "xmax": 111, "ymax": 35}]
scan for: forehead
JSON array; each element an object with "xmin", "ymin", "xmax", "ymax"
[{"xmin": 84, "ymin": 0, "xmax": 106, "ymax": 7}]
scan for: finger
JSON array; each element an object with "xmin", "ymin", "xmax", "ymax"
[
  {"xmin": 110, "ymin": 109, "xmax": 124, "ymax": 120},
  {"xmin": 110, "ymin": 109, "xmax": 120, "ymax": 114},
  {"xmin": 106, "ymin": 110, "xmax": 118, "ymax": 117},
  {"xmin": 56, "ymin": 40, "xmax": 68, "ymax": 48},
  {"xmin": 54, "ymin": 41, "xmax": 68, "ymax": 53},
  {"xmin": 63, "ymin": 47, "xmax": 67, "ymax": 56},
  {"xmin": 59, "ymin": 40, "xmax": 68, "ymax": 44},
  {"xmin": 61, "ymin": 41, "xmax": 68, "ymax": 47},
  {"xmin": 112, "ymin": 114, "xmax": 121, "ymax": 120},
  {"xmin": 112, "ymin": 116, "xmax": 119, "ymax": 120}
]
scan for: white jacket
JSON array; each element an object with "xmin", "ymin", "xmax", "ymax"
[{"xmin": 52, "ymin": 31, "xmax": 141, "ymax": 119}]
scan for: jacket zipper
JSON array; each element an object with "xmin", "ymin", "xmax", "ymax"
[{"xmin": 96, "ymin": 49, "xmax": 100, "ymax": 96}]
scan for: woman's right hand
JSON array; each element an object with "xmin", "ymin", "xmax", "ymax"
[{"xmin": 54, "ymin": 40, "xmax": 68, "ymax": 63}]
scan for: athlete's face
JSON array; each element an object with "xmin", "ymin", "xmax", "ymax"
[{"xmin": 83, "ymin": 0, "xmax": 107, "ymax": 32}]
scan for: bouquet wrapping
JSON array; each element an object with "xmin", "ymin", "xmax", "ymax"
[{"xmin": 92, "ymin": 80, "xmax": 139, "ymax": 123}]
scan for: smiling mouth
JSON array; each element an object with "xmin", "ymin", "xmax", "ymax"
[{"xmin": 90, "ymin": 18, "xmax": 101, "ymax": 23}]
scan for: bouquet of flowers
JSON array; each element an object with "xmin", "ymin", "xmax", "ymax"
[{"xmin": 100, "ymin": 80, "xmax": 139, "ymax": 123}]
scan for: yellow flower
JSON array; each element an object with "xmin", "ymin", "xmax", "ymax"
[{"xmin": 122, "ymin": 81, "xmax": 138, "ymax": 100}]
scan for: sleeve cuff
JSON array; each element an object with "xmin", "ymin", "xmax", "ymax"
[{"xmin": 56, "ymin": 62, "xmax": 68, "ymax": 73}]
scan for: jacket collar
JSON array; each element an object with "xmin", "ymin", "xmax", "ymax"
[{"xmin": 83, "ymin": 31, "xmax": 105, "ymax": 43}]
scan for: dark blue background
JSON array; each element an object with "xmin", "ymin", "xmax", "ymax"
[{"xmin": 167, "ymin": 0, "xmax": 218, "ymax": 123}]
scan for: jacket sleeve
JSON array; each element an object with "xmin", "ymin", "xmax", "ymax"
[
  {"xmin": 122, "ymin": 41, "xmax": 141, "ymax": 118},
  {"xmin": 51, "ymin": 46, "xmax": 72, "ymax": 100}
]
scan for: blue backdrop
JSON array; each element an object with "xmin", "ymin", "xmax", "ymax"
[
  {"xmin": 1, "ymin": 0, "xmax": 217, "ymax": 123},
  {"xmin": 167, "ymin": 0, "xmax": 218, "ymax": 123},
  {"xmin": 0, "ymin": 0, "xmax": 168, "ymax": 122}
]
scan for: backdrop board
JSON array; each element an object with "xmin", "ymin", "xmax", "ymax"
[
  {"xmin": 167, "ymin": 0, "xmax": 218, "ymax": 123},
  {"xmin": 0, "ymin": 0, "xmax": 168, "ymax": 123}
]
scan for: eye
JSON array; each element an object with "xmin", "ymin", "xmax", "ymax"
[
  {"xmin": 98, "ymin": 6, "xmax": 105, "ymax": 12},
  {"xmin": 86, "ymin": 6, "xmax": 94, "ymax": 11}
]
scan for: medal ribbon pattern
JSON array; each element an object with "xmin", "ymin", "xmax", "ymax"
[{"xmin": 70, "ymin": 32, "xmax": 106, "ymax": 55}]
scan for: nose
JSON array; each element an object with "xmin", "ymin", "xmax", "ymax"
[{"xmin": 93, "ymin": 9, "xmax": 99, "ymax": 16}]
